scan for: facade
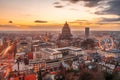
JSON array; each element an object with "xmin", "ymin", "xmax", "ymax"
[
  {"xmin": 106, "ymin": 49, "xmax": 120, "ymax": 58},
  {"xmin": 33, "ymin": 51, "xmax": 42, "ymax": 60},
  {"xmin": 69, "ymin": 47, "xmax": 85, "ymax": 56},
  {"xmin": 97, "ymin": 50, "xmax": 120, "ymax": 58},
  {"xmin": 17, "ymin": 38, "xmax": 31, "ymax": 53},
  {"xmin": 32, "ymin": 40, "xmax": 40, "ymax": 52},
  {"xmin": 39, "ymin": 42, "xmax": 56, "ymax": 48},
  {"xmin": 32, "ymin": 39, "xmax": 56, "ymax": 49},
  {"xmin": 56, "ymin": 46, "xmax": 84, "ymax": 56},
  {"xmin": 85, "ymin": 27, "xmax": 90, "ymax": 39},
  {"xmin": 33, "ymin": 46, "xmax": 85, "ymax": 60},
  {"xmin": 59, "ymin": 22, "xmax": 72, "ymax": 40},
  {"xmin": 40, "ymin": 48, "xmax": 62, "ymax": 60}
]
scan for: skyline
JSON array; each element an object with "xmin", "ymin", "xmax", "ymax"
[{"xmin": 0, "ymin": 0, "xmax": 120, "ymax": 31}]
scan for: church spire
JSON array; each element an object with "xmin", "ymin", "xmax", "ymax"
[
  {"xmin": 65, "ymin": 21, "xmax": 67, "ymax": 24},
  {"xmin": 64, "ymin": 21, "xmax": 68, "ymax": 27}
]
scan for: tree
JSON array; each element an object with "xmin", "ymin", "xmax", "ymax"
[
  {"xmin": 104, "ymin": 71, "xmax": 114, "ymax": 80},
  {"xmin": 37, "ymin": 69, "xmax": 42, "ymax": 80},
  {"xmin": 79, "ymin": 70, "xmax": 94, "ymax": 80},
  {"xmin": 113, "ymin": 71, "xmax": 120, "ymax": 80}
]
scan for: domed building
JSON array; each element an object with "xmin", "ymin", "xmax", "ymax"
[{"xmin": 59, "ymin": 22, "xmax": 72, "ymax": 40}]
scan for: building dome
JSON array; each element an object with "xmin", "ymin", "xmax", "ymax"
[{"xmin": 59, "ymin": 22, "xmax": 72, "ymax": 40}]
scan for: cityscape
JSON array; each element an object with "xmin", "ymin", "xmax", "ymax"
[{"xmin": 0, "ymin": 0, "xmax": 120, "ymax": 80}]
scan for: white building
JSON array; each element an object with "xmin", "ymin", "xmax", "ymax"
[
  {"xmin": 69, "ymin": 47, "xmax": 85, "ymax": 56},
  {"xmin": 32, "ymin": 48, "xmax": 62, "ymax": 60},
  {"xmin": 33, "ymin": 51, "xmax": 42, "ymax": 60},
  {"xmin": 15, "ymin": 52, "xmax": 26, "ymax": 59},
  {"xmin": 56, "ymin": 46, "xmax": 84, "ymax": 56},
  {"xmin": 32, "ymin": 46, "xmax": 85, "ymax": 60},
  {"xmin": 40, "ymin": 48, "xmax": 62, "ymax": 60},
  {"xmin": 17, "ymin": 40, "xmax": 31, "ymax": 53}
]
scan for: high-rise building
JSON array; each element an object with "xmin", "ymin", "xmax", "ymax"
[
  {"xmin": 59, "ymin": 22, "xmax": 72, "ymax": 40},
  {"xmin": 85, "ymin": 27, "xmax": 90, "ymax": 39}
]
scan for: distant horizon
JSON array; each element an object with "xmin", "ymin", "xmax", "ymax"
[{"xmin": 0, "ymin": 30, "xmax": 120, "ymax": 32}]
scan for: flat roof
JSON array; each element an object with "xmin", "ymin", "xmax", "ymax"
[
  {"xmin": 41, "ymin": 48, "xmax": 60, "ymax": 54},
  {"xmin": 106, "ymin": 49, "xmax": 120, "ymax": 53},
  {"xmin": 55, "ymin": 46, "xmax": 82, "ymax": 51}
]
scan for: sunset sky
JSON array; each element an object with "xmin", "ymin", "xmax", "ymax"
[{"xmin": 0, "ymin": 0, "xmax": 120, "ymax": 31}]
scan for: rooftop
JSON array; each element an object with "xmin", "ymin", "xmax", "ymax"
[
  {"xmin": 55, "ymin": 46, "xmax": 82, "ymax": 51},
  {"xmin": 106, "ymin": 49, "xmax": 120, "ymax": 53}
]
